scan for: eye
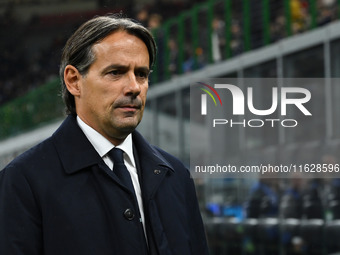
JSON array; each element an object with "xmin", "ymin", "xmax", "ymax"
[
  {"xmin": 136, "ymin": 70, "xmax": 150, "ymax": 79},
  {"xmin": 108, "ymin": 70, "xmax": 121, "ymax": 76}
]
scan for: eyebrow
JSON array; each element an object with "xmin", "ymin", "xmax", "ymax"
[{"xmin": 101, "ymin": 64, "xmax": 151, "ymax": 75}]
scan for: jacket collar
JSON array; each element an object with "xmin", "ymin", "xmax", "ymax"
[
  {"xmin": 52, "ymin": 115, "xmax": 175, "ymax": 177},
  {"xmin": 52, "ymin": 115, "xmax": 103, "ymax": 174}
]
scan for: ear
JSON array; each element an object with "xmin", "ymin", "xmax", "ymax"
[{"xmin": 64, "ymin": 65, "xmax": 82, "ymax": 96}]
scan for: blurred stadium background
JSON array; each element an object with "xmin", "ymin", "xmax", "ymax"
[{"xmin": 1, "ymin": 0, "xmax": 340, "ymax": 254}]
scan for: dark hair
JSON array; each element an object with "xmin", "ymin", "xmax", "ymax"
[{"xmin": 59, "ymin": 14, "xmax": 157, "ymax": 115}]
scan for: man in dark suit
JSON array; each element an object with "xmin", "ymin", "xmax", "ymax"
[{"xmin": 0, "ymin": 15, "xmax": 209, "ymax": 255}]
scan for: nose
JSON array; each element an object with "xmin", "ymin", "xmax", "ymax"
[{"xmin": 124, "ymin": 72, "xmax": 141, "ymax": 97}]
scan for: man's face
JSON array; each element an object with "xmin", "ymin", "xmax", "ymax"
[{"xmin": 75, "ymin": 31, "xmax": 150, "ymax": 145}]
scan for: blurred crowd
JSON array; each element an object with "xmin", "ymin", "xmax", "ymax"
[
  {"xmin": 204, "ymin": 151, "xmax": 340, "ymax": 255},
  {"xmin": 245, "ymin": 175, "xmax": 340, "ymax": 221},
  {"xmin": 154, "ymin": 0, "xmax": 338, "ymax": 80},
  {"xmin": 0, "ymin": 0, "xmax": 197, "ymax": 106},
  {"xmin": 0, "ymin": 0, "xmax": 339, "ymax": 107}
]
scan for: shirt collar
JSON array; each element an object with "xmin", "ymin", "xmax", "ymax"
[{"xmin": 76, "ymin": 116, "xmax": 135, "ymax": 167}]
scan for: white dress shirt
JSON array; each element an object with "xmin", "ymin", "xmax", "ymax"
[{"xmin": 76, "ymin": 116, "xmax": 146, "ymax": 232}]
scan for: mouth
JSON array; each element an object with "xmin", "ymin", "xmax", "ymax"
[
  {"xmin": 116, "ymin": 104, "xmax": 141, "ymax": 112},
  {"xmin": 114, "ymin": 98, "xmax": 143, "ymax": 113}
]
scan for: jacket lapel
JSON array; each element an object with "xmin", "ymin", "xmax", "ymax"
[
  {"xmin": 132, "ymin": 131, "xmax": 174, "ymax": 201},
  {"xmin": 133, "ymin": 131, "xmax": 175, "ymax": 254}
]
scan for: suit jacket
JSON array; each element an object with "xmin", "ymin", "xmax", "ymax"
[{"xmin": 0, "ymin": 115, "xmax": 209, "ymax": 255}]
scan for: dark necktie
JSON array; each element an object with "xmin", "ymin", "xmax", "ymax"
[{"xmin": 107, "ymin": 148, "xmax": 135, "ymax": 193}]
